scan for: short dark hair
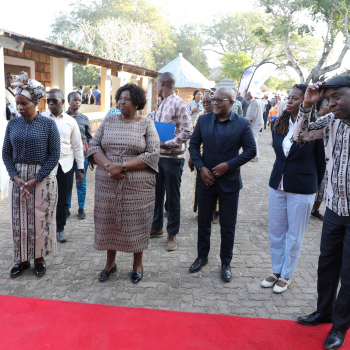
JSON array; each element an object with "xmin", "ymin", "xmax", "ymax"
[
  {"xmin": 68, "ymin": 91, "xmax": 81, "ymax": 102},
  {"xmin": 95, "ymin": 85, "xmax": 99, "ymax": 89},
  {"xmin": 79, "ymin": 85, "xmax": 84, "ymax": 89},
  {"xmin": 115, "ymin": 83, "xmax": 147, "ymax": 110},
  {"xmin": 48, "ymin": 88, "xmax": 64, "ymax": 99}
]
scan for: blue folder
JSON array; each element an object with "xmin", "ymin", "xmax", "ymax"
[{"xmin": 154, "ymin": 121, "xmax": 176, "ymax": 143}]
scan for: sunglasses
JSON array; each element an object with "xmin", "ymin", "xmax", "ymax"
[
  {"xmin": 211, "ymin": 98, "xmax": 230, "ymax": 104},
  {"xmin": 47, "ymin": 98, "xmax": 61, "ymax": 104},
  {"xmin": 202, "ymin": 100, "xmax": 212, "ymax": 105}
]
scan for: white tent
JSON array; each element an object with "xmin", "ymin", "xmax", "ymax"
[{"xmin": 160, "ymin": 53, "xmax": 215, "ymax": 89}]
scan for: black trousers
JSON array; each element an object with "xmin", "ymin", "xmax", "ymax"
[
  {"xmin": 56, "ymin": 164, "xmax": 75, "ymax": 231},
  {"xmin": 197, "ymin": 181, "xmax": 239, "ymax": 265},
  {"xmin": 317, "ymin": 207, "xmax": 350, "ymax": 331},
  {"xmin": 263, "ymin": 112, "xmax": 268, "ymax": 128}
]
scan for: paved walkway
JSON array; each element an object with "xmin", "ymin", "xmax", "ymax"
[{"xmin": 0, "ymin": 130, "xmax": 325, "ymax": 320}]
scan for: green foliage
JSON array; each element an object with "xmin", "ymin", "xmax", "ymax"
[
  {"xmin": 201, "ymin": 12, "xmax": 275, "ymax": 65},
  {"xmin": 256, "ymin": 0, "xmax": 350, "ymax": 83},
  {"xmin": 265, "ymin": 77, "xmax": 296, "ymax": 91},
  {"xmin": 73, "ymin": 64, "xmax": 100, "ymax": 88},
  {"xmin": 152, "ymin": 24, "xmax": 210, "ymax": 76},
  {"xmin": 220, "ymin": 52, "xmax": 254, "ymax": 83}
]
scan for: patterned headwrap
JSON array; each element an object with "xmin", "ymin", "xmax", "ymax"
[{"xmin": 12, "ymin": 71, "xmax": 46, "ymax": 105}]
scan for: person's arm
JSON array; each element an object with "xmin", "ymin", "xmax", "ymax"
[
  {"xmin": 105, "ymin": 119, "xmax": 160, "ymax": 176},
  {"xmin": 237, "ymin": 102, "xmax": 243, "ymax": 117},
  {"xmin": 91, "ymin": 94, "xmax": 96, "ymax": 105},
  {"xmin": 163, "ymin": 101, "xmax": 193, "ymax": 148},
  {"xmin": 293, "ymin": 106, "xmax": 329, "ymax": 142},
  {"xmin": 226, "ymin": 121, "xmax": 256, "ymax": 171},
  {"xmin": 70, "ymin": 119, "xmax": 84, "ymax": 170},
  {"xmin": 245, "ymin": 101, "xmax": 257, "ymax": 123},
  {"xmin": 314, "ymin": 138, "xmax": 326, "ymax": 189},
  {"xmin": 1, "ymin": 123, "xmax": 18, "ymax": 180},
  {"xmin": 188, "ymin": 101, "xmax": 193, "ymax": 115},
  {"xmin": 189, "ymin": 116, "xmax": 205, "ymax": 170},
  {"xmin": 84, "ymin": 116, "xmax": 93, "ymax": 144},
  {"xmin": 34, "ymin": 121, "xmax": 61, "ymax": 182}
]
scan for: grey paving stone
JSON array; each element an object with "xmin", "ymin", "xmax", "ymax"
[{"xmin": 0, "ymin": 131, "xmax": 324, "ymax": 321}]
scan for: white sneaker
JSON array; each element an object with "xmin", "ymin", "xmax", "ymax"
[
  {"xmin": 261, "ymin": 273, "xmax": 278, "ymax": 288},
  {"xmin": 273, "ymin": 278, "xmax": 291, "ymax": 293}
]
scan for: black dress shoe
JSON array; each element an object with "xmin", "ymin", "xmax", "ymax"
[
  {"xmin": 189, "ymin": 257, "xmax": 208, "ymax": 273},
  {"xmin": 297, "ymin": 311, "xmax": 332, "ymax": 326},
  {"xmin": 57, "ymin": 230, "xmax": 67, "ymax": 243},
  {"xmin": 99, "ymin": 264, "xmax": 117, "ymax": 282},
  {"xmin": 34, "ymin": 263, "xmax": 46, "ymax": 278},
  {"xmin": 10, "ymin": 261, "xmax": 30, "ymax": 278},
  {"xmin": 78, "ymin": 209, "xmax": 86, "ymax": 219},
  {"xmin": 221, "ymin": 264, "xmax": 232, "ymax": 282},
  {"xmin": 324, "ymin": 328, "xmax": 347, "ymax": 350},
  {"xmin": 132, "ymin": 268, "xmax": 143, "ymax": 284}
]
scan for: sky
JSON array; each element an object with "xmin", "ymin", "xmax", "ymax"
[{"xmin": 1, "ymin": 0, "xmax": 348, "ymax": 80}]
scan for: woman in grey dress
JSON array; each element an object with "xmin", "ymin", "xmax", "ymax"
[{"xmin": 87, "ymin": 84, "xmax": 160, "ymax": 284}]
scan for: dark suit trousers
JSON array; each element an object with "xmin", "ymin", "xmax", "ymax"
[
  {"xmin": 56, "ymin": 164, "xmax": 74, "ymax": 231},
  {"xmin": 197, "ymin": 181, "xmax": 239, "ymax": 265},
  {"xmin": 317, "ymin": 207, "xmax": 350, "ymax": 331}
]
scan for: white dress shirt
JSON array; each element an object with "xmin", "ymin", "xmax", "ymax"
[
  {"xmin": 278, "ymin": 117, "xmax": 294, "ymax": 191},
  {"xmin": 42, "ymin": 111, "xmax": 84, "ymax": 173}
]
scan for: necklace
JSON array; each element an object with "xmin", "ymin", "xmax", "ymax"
[{"xmin": 121, "ymin": 114, "xmax": 138, "ymax": 123}]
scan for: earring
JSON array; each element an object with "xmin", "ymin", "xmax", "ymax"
[{"xmin": 136, "ymin": 106, "xmax": 139, "ymax": 110}]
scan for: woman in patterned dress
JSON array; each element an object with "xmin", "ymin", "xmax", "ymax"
[
  {"xmin": 2, "ymin": 72, "xmax": 61, "ymax": 278},
  {"xmin": 188, "ymin": 91, "xmax": 220, "ymax": 222},
  {"xmin": 87, "ymin": 84, "xmax": 160, "ymax": 284}
]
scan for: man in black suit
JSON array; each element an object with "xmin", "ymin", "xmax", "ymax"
[{"xmin": 189, "ymin": 87, "xmax": 256, "ymax": 282}]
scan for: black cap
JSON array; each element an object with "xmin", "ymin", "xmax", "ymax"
[{"xmin": 322, "ymin": 75, "xmax": 350, "ymax": 90}]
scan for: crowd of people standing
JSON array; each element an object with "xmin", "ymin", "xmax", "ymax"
[{"xmin": 2, "ymin": 69, "xmax": 350, "ymax": 350}]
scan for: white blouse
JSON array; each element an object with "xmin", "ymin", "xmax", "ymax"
[{"xmin": 278, "ymin": 117, "xmax": 294, "ymax": 190}]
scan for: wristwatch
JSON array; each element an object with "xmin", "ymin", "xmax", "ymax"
[
  {"xmin": 78, "ymin": 169, "xmax": 85, "ymax": 173},
  {"xmin": 121, "ymin": 161, "xmax": 127, "ymax": 172}
]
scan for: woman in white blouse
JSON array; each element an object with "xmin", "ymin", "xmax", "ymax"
[{"xmin": 261, "ymin": 84, "xmax": 325, "ymax": 293}]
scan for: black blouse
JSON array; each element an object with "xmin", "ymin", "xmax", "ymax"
[{"xmin": 2, "ymin": 113, "xmax": 61, "ymax": 182}]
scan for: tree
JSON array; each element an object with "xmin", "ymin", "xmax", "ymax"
[
  {"xmin": 152, "ymin": 24, "xmax": 210, "ymax": 76},
  {"xmin": 71, "ymin": 18, "xmax": 157, "ymax": 67},
  {"xmin": 255, "ymin": 0, "xmax": 350, "ymax": 83},
  {"xmin": 73, "ymin": 65, "xmax": 101, "ymax": 87},
  {"xmin": 265, "ymin": 76, "xmax": 296, "ymax": 91},
  {"xmin": 49, "ymin": 0, "xmax": 171, "ymax": 70},
  {"xmin": 201, "ymin": 12, "xmax": 276, "ymax": 65},
  {"xmin": 202, "ymin": 11, "xmax": 322, "ymax": 75},
  {"xmin": 220, "ymin": 52, "xmax": 254, "ymax": 84}
]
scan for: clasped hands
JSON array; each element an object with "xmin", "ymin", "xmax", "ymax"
[
  {"xmin": 200, "ymin": 162, "xmax": 230, "ymax": 186},
  {"xmin": 14, "ymin": 177, "xmax": 37, "ymax": 200},
  {"xmin": 105, "ymin": 162, "xmax": 125, "ymax": 180}
]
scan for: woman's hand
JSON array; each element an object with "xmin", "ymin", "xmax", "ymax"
[
  {"xmin": 105, "ymin": 162, "xmax": 122, "ymax": 178},
  {"xmin": 111, "ymin": 173, "xmax": 125, "ymax": 181},
  {"xmin": 303, "ymin": 81, "xmax": 326, "ymax": 109},
  {"xmin": 188, "ymin": 158, "xmax": 193, "ymax": 170},
  {"xmin": 192, "ymin": 107, "xmax": 199, "ymax": 113},
  {"xmin": 212, "ymin": 163, "xmax": 230, "ymax": 178},
  {"xmin": 17, "ymin": 178, "xmax": 38, "ymax": 199},
  {"xmin": 200, "ymin": 167, "xmax": 215, "ymax": 186}
]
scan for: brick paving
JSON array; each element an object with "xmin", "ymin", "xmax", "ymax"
[{"xmin": 0, "ymin": 130, "xmax": 325, "ymax": 320}]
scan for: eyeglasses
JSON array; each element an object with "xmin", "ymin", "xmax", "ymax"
[
  {"xmin": 47, "ymin": 98, "xmax": 60, "ymax": 104},
  {"xmin": 211, "ymin": 98, "xmax": 230, "ymax": 104},
  {"xmin": 202, "ymin": 100, "xmax": 212, "ymax": 105}
]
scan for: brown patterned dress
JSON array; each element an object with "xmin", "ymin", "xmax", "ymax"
[{"xmin": 87, "ymin": 114, "xmax": 160, "ymax": 253}]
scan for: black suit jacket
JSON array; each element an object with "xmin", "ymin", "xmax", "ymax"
[
  {"xmin": 189, "ymin": 111, "xmax": 256, "ymax": 192},
  {"xmin": 269, "ymin": 130, "xmax": 325, "ymax": 194}
]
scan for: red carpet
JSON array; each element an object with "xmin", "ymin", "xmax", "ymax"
[{"xmin": 0, "ymin": 295, "xmax": 348, "ymax": 350}]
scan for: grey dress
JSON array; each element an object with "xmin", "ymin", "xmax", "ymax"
[{"xmin": 87, "ymin": 114, "xmax": 160, "ymax": 253}]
